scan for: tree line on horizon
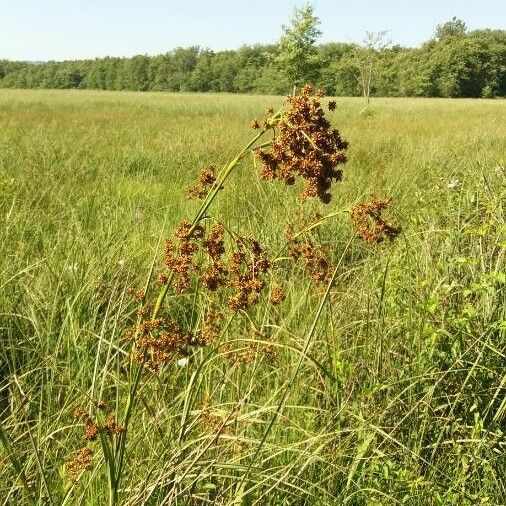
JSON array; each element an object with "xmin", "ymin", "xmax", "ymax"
[{"xmin": 0, "ymin": 17, "xmax": 504, "ymax": 98}]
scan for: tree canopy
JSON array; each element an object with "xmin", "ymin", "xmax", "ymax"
[
  {"xmin": 275, "ymin": 3, "xmax": 322, "ymax": 87},
  {"xmin": 1, "ymin": 18, "xmax": 504, "ymax": 98}
]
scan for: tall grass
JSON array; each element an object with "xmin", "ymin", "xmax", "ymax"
[{"xmin": 0, "ymin": 89, "xmax": 504, "ymax": 505}]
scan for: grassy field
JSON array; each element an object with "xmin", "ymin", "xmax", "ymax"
[{"xmin": 0, "ymin": 89, "xmax": 505, "ymax": 505}]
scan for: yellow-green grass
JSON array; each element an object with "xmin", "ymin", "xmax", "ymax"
[{"xmin": 0, "ymin": 89, "xmax": 504, "ymax": 505}]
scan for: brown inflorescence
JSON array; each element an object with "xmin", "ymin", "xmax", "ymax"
[
  {"xmin": 133, "ymin": 306, "xmax": 225, "ymax": 370},
  {"xmin": 73, "ymin": 406, "xmax": 88, "ymax": 420},
  {"xmin": 201, "ymin": 223, "xmax": 228, "ymax": 291},
  {"xmin": 73, "ymin": 406, "xmax": 99, "ymax": 441},
  {"xmin": 350, "ymin": 197, "xmax": 402, "ymax": 244},
  {"xmin": 165, "ymin": 223, "xmax": 273, "ymax": 309},
  {"xmin": 133, "ymin": 221, "xmax": 275, "ymax": 369},
  {"xmin": 269, "ymin": 284, "xmax": 286, "ymax": 306},
  {"xmin": 227, "ymin": 238, "xmax": 271, "ymax": 311},
  {"xmin": 255, "ymin": 85, "xmax": 348, "ymax": 203},
  {"xmin": 67, "ymin": 447, "xmax": 94, "ymax": 484},
  {"xmin": 285, "ymin": 222, "xmax": 333, "ymax": 285},
  {"xmin": 164, "ymin": 221, "xmax": 205, "ymax": 292},
  {"xmin": 73, "ymin": 405, "xmax": 124, "ymax": 441},
  {"xmin": 127, "ymin": 287, "xmax": 145, "ymax": 303},
  {"xmin": 83, "ymin": 418, "xmax": 100, "ymax": 441},
  {"xmin": 103, "ymin": 414, "xmax": 125, "ymax": 437},
  {"xmin": 203, "ymin": 223, "xmax": 226, "ymax": 260},
  {"xmin": 135, "ymin": 318, "xmax": 193, "ymax": 371},
  {"xmin": 290, "ymin": 240, "xmax": 333, "ymax": 285},
  {"xmin": 187, "ymin": 166, "xmax": 217, "ymax": 200},
  {"xmin": 194, "ymin": 303, "xmax": 224, "ymax": 346}
]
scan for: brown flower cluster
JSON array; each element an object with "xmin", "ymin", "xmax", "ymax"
[
  {"xmin": 201, "ymin": 225, "xmax": 273, "ymax": 311},
  {"xmin": 187, "ymin": 166, "xmax": 217, "ymax": 200},
  {"xmin": 201, "ymin": 224, "xmax": 228, "ymax": 291},
  {"xmin": 103, "ymin": 413, "xmax": 126, "ymax": 436},
  {"xmin": 134, "ymin": 303, "xmax": 224, "ymax": 370},
  {"xmin": 162, "ymin": 221, "xmax": 275, "ymax": 311},
  {"xmin": 164, "ymin": 221, "xmax": 205, "ymax": 292},
  {"xmin": 135, "ymin": 220, "xmax": 279, "ymax": 369},
  {"xmin": 83, "ymin": 418, "xmax": 99, "ymax": 441},
  {"xmin": 255, "ymin": 85, "xmax": 348, "ymax": 203},
  {"xmin": 269, "ymin": 284, "xmax": 286, "ymax": 306},
  {"xmin": 227, "ymin": 238, "xmax": 270, "ymax": 311},
  {"xmin": 134, "ymin": 318, "xmax": 193, "ymax": 371},
  {"xmin": 285, "ymin": 222, "xmax": 333, "ymax": 285},
  {"xmin": 290, "ymin": 241, "xmax": 332, "ymax": 284},
  {"xmin": 73, "ymin": 404, "xmax": 124, "ymax": 442},
  {"xmin": 127, "ymin": 287, "xmax": 145, "ymax": 303},
  {"xmin": 67, "ymin": 403, "xmax": 124, "ymax": 483},
  {"xmin": 67, "ymin": 447, "xmax": 94, "ymax": 484},
  {"xmin": 350, "ymin": 197, "xmax": 402, "ymax": 244}
]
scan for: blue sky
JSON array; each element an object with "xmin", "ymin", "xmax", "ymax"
[{"xmin": 1, "ymin": 0, "xmax": 504, "ymax": 61}]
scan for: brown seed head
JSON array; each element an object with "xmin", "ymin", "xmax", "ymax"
[
  {"xmin": 83, "ymin": 418, "xmax": 99, "ymax": 441},
  {"xmin": 270, "ymin": 285, "xmax": 286, "ymax": 306},
  {"xmin": 255, "ymin": 85, "xmax": 347, "ymax": 203},
  {"xmin": 203, "ymin": 224, "xmax": 225, "ymax": 261},
  {"xmin": 103, "ymin": 413, "xmax": 125, "ymax": 437},
  {"xmin": 164, "ymin": 222, "xmax": 205, "ymax": 292},
  {"xmin": 73, "ymin": 406, "xmax": 87, "ymax": 420},
  {"xmin": 187, "ymin": 166, "xmax": 217, "ymax": 200},
  {"xmin": 135, "ymin": 320, "xmax": 195, "ymax": 371},
  {"xmin": 350, "ymin": 197, "xmax": 402, "ymax": 244},
  {"xmin": 67, "ymin": 447, "xmax": 94, "ymax": 484},
  {"xmin": 127, "ymin": 287, "xmax": 145, "ymax": 303},
  {"xmin": 226, "ymin": 238, "xmax": 271, "ymax": 311}
]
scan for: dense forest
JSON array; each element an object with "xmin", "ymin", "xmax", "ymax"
[{"xmin": 1, "ymin": 18, "xmax": 505, "ymax": 97}]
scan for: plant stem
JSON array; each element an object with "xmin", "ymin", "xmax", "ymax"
[{"xmin": 111, "ymin": 121, "xmax": 275, "ymax": 505}]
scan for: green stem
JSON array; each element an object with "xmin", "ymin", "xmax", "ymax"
[
  {"xmin": 112, "ymin": 120, "xmax": 276, "ymax": 504},
  {"xmin": 273, "ymin": 209, "xmax": 349, "ymax": 261},
  {"xmin": 0, "ymin": 420, "xmax": 36, "ymax": 505},
  {"xmin": 151, "ymin": 129, "xmax": 272, "ymax": 320}
]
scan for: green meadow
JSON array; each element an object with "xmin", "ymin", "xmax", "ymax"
[{"xmin": 0, "ymin": 89, "xmax": 505, "ymax": 505}]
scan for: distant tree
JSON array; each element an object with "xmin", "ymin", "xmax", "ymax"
[
  {"xmin": 275, "ymin": 2, "xmax": 322, "ymax": 90},
  {"xmin": 128, "ymin": 55, "xmax": 150, "ymax": 91},
  {"xmin": 187, "ymin": 50, "xmax": 215, "ymax": 92},
  {"xmin": 104, "ymin": 58, "xmax": 120, "ymax": 90},
  {"xmin": 233, "ymin": 45, "xmax": 270, "ymax": 93},
  {"xmin": 255, "ymin": 65, "xmax": 291, "ymax": 94},
  {"xmin": 435, "ymin": 17, "xmax": 467, "ymax": 41},
  {"xmin": 209, "ymin": 51, "xmax": 241, "ymax": 91},
  {"xmin": 429, "ymin": 33, "xmax": 505, "ymax": 97},
  {"xmin": 316, "ymin": 42, "xmax": 355, "ymax": 94},
  {"xmin": 341, "ymin": 31, "xmax": 391, "ymax": 103}
]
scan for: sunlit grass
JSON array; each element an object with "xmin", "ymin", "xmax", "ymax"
[{"xmin": 0, "ymin": 89, "xmax": 504, "ymax": 505}]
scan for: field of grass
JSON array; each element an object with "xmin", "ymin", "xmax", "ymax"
[{"xmin": 0, "ymin": 89, "xmax": 505, "ymax": 505}]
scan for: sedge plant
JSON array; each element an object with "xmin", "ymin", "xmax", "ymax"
[{"xmin": 65, "ymin": 85, "xmax": 401, "ymax": 505}]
